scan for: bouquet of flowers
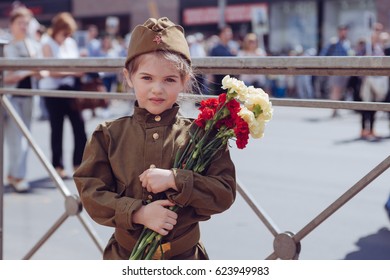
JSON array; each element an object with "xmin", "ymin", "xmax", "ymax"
[{"xmin": 129, "ymin": 75, "xmax": 273, "ymax": 260}]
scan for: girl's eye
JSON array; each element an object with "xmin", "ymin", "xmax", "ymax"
[
  {"xmin": 141, "ymin": 76, "xmax": 151, "ymax": 80},
  {"xmin": 166, "ymin": 78, "xmax": 177, "ymax": 83}
]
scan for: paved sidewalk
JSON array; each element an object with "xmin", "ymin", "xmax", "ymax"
[{"xmin": 3, "ymin": 99, "xmax": 390, "ymax": 259}]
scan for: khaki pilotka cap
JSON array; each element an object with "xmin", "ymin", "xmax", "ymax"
[{"xmin": 125, "ymin": 17, "xmax": 191, "ymax": 67}]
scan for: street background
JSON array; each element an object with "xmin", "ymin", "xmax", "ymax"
[{"xmin": 3, "ymin": 98, "xmax": 390, "ymax": 260}]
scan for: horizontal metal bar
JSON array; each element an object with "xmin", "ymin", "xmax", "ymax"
[
  {"xmin": 271, "ymin": 99, "xmax": 390, "ymax": 112},
  {"xmin": 0, "ymin": 58, "xmax": 124, "ymax": 72},
  {"xmin": 0, "ymin": 87, "xmax": 134, "ymax": 100},
  {"xmin": 2, "ymin": 57, "xmax": 390, "ymax": 75},
  {"xmin": 1, "ymin": 88, "xmax": 390, "ymax": 112},
  {"xmin": 195, "ymin": 56, "xmax": 390, "ymax": 76}
]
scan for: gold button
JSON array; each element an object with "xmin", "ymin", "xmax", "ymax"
[
  {"xmin": 152, "ymin": 133, "xmax": 159, "ymax": 140},
  {"xmin": 147, "ymin": 195, "xmax": 153, "ymax": 200},
  {"xmin": 154, "ymin": 115, "xmax": 161, "ymax": 122},
  {"xmin": 150, "ymin": 164, "xmax": 156, "ymax": 168}
]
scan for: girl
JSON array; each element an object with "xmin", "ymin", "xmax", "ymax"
[{"xmin": 74, "ymin": 17, "xmax": 236, "ymax": 260}]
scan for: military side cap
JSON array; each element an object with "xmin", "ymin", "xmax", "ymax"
[{"xmin": 125, "ymin": 17, "xmax": 191, "ymax": 66}]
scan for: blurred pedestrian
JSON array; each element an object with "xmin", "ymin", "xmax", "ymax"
[
  {"xmin": 294, "ymin": 46, "xmax": 315, "ymax": 99},
  {"xmin": 3, "ymin": 6, "xmax": 42, "ymax": 192},
  {"xmin": 209, "ymin": 25, "xmax": 236, "ymax": 95},
  {"xmin": 38, "ymin": 12, "xmax": 87, "ymax": 178},
  {"xmin": 238, "ymin": 33, "xmax": 267, "ymax": 89},
  {"xmin": 381, "ymin": 31, "xmax": 390, "ymax": 136},
  {"xmin": 320, "ymin": 24, "xmax": 351, "ymax": 117},
  {"xmin": 359, "ymin": 23, "xmax": 387, "ymax": 140},
  {"xmin": 86, "ymin": 24, "xmax": 101, "ymax": 57},
  {"xmin": 35, "ymin": 24, "xmax": 50, "ymax": 121},
  {"xmin": 346, "ymin": 38, "xmax": 366, "ymax": 105},
  {"xmin": 187, "ymin": 33, "xmax": 207, "ymax": 95},
  {"xmin": 98, "ymin": 33, "xmax": 119, "ymax": 92}
]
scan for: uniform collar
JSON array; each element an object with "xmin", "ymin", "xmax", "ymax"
[{"xmin": 133, "ymin": 102, "xmax": 180, "ymax": 127}]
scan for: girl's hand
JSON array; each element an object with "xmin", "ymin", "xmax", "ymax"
[
  {"xmin": 139, "ymin": 168, "xmax": 177, "ymax": 193},
  {"xmin": 133, "ymin": 200, "xmax": 178, "ymax": 236}
]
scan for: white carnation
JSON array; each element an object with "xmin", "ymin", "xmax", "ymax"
[
  {"xmin": 249, "ymin": 120, "xmax": 265, "ymax": 139},
  {"xmin": 238, "ymin": 106, "xmax": 255, "ymax": 124},
  {"xmin": 221, "ymin": 75, "xmax": 248, "ymax": 101}
]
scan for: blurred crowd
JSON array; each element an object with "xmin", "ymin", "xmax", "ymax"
[
  {"xmin": 1, "ymin": 2, "xmax": 390, "ymax": 192},
  {"xmin": 2, "ymin": 4, "xmax": 390, "ymax": 102}
]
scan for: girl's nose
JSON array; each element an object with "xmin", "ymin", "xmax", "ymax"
[{"xmin": 151, "ymin": 83, "xmax": 163, "ymax": 94}]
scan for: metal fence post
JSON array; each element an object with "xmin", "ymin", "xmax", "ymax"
[{"xmin": 0, "ymin": 39, "xmax": 8, "ymax": 260}]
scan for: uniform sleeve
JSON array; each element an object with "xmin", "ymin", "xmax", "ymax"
[
  {"xmin": 73, "ymin": 125, "xmax": 143, "ymax": 231},
  {"xmin": 166, "ymin": 146, "xmax": 236, "ymax": 217}
]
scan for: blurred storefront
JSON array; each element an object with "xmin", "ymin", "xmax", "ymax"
[
  {"xmin": 0, "ymin": 0, "xmax": 178, "ymax": 38},
  {"xmin": 0, "ymin": 0, "xmax": 71, "ymax": 22}
]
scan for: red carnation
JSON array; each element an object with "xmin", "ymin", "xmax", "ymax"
[
  {"xmin": 195, "ymin": 107, "xmax": 215, "ymax": 128},
  {"xmin": 234, "ymin": 117, "xmax": 250, "ymax": 149}
]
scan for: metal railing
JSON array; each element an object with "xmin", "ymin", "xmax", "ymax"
[{"xmin": 1, "ymin": 50, "xmax": 390, "ymax": 259}]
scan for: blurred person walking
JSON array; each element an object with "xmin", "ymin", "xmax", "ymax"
[
  {"xmin": 3, "ymin": 6, "xmax": 42, "ymax": 192},
  {"xmin": 38, "ymin": 12, "xmax": 87, "ymax": 178},
  {"xmin": 359, "ymin": 23, "xmax": 387, "ymax": 140},
  {"xmin": 294, "ymin": 46, "xmax": 315, "ymax": 99},
  {"xmin": 209, "ymin": 25, "xmax": 236, "ymax": 95},
  {"xmin": 320, "ymin": 24, "xmax": 351, "ymax": 117},
  {"xmin": 85, "ymin": 24, "xmax": 101, "ymax": 57},
  {"xmin": 97, "ymin": 33, "xmax": 120, "ymax": 93},
  {"xmin": 187, "ymin": 32, "xmax": 207, "ymax": 95},
  {"xmin": 380, "ymin": 31, "xmax": 390, "ymax": 136},
  {"xmin": 238, "ymin": 33, "xmax": 267, "ymax": 90},
  {"xmin": 346, "ymin": 38, "xmax": 366, "ymax": 105}
]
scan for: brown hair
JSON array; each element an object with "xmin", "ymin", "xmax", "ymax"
[
  {"xmin": 49, "ymin": 12, "xmax": 77, "ymax": 38},
  {"xmin": 9, "ymin": 7, "xmax": 32, "ymax": 23}
]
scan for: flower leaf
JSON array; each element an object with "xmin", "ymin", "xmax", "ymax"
[{"xmin": 252, "ymin": 104, "xmax": 263, "ymax": 119}]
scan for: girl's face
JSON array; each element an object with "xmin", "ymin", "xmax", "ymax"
[{"xmin": 123, "ymin": 53, "xmax": 187, "ymax": 115}]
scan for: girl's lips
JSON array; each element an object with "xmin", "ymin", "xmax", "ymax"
[{"xmin": 150, "ymin": 98, "xmax": 164, "ymax": 104}]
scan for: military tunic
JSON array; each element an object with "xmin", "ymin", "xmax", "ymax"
[{"xmin": 74, "ymin": 104, "xmax": 236, "ymax": 259}]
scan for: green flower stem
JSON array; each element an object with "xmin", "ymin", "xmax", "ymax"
[
  {"xmin": 194, "ymin": 141, "xmax": 224, "ymax": 173},
  {"xmin": 175, "ymin": 126, "xmax": 200, "ymax": 168},
  {"xmin": 130, "ymin": 205, "xmax": 181, "ymax": 260},
  {"xmin": 144, "ymin": 235, "xmax": 162, "ymax": 260},
  {"xmin": 130, "ymin": 229, "xmax": 157, "ymax": 260},
  {"xmin": 129, "ymin": 226, "xmax": 148, "ymax": 259},
  {"xmin": 201, "ymin": 133, "xmax": 223, "ymax": 152}
]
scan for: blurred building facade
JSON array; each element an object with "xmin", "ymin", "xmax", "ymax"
[{"xmin": 0, "ymin": 0, "xmax": 389, "ymax": 54}]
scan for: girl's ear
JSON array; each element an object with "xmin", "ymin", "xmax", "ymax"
[
  {"xmin": 183, "ymin": 74, "xmax": 191, "ymax": 92},
  {"xmin": 122, "ymin": 68, "xmax": 133, "ymax": 88},
  {"xmin": 184, "ymin": 74, "xmax": 190, "ymax": 85}
]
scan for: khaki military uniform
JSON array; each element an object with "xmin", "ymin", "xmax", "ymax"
[{"xmin": 74, "ymin": 104, "xmax": 236, "ymax": 259}]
